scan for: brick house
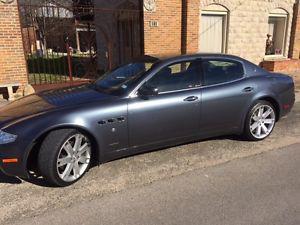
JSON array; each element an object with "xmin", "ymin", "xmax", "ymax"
[
  {"xmin": 142, "ymin": 0, "xmax": 300, "ymax": 72},
  {"xmin": 0, "ymin": 0, "xmax": 300, "ymax": 95}
]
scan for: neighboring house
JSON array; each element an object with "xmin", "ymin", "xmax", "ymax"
[{"xmin": 0, "ymin": 0, "xmax": 300, "ymax": 95}]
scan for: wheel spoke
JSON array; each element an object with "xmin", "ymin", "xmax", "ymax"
[
  {"xmin": 251, "ymin": 122, "xmax": 259, "ymax": 131},
  {"xmin": 74, "ymin": 134, "xmax": 83, "ymax": 151},
  {"xmin": 57, "ymin": 156, "xmax": 72, "ymax": 167},
  {"xmin": 64, "ymin": 141, "xmax": 74, "ymax": 155},
  {"xmin": 77, "ymin": 143, "xmax": 89, "ymax": 156},
  {"xmin": 262, "ymin": 109, "xmax": 273, "ymax": 118},
  {"xmin": 258, "ymin": 107, "xmax": 264, "ymax": 117},
  {"xmin": 73, "ymin": 162, "xmax": 80, "ymax": 178},
  {"xmin": 62, "ymin": 163, "xmax": 73, "ymax": 179},
  {"xmin": 261, "ymin": 124, "xmax": 268, "ymax": 134},
  {"xmin": 263, "ymin": 119, "xmax": 274, "ymax": 124},
  {"xmin": 256, "ymin": 125, "xmax": 262, "ymax": 136},
  {"xmin": 78, "ymin": 156, "xmax": 90, "ymax": 164}
]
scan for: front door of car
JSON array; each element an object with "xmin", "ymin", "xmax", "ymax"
[
  {"xmin": 200, "ymin": 58, "xmax": 256, "ymax": 134},
  {"xmin": 128, "ymin": 60, "xmax": 202, "ymax": 148}
]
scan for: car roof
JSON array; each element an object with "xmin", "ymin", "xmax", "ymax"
[
  {"xmin": 132, "ymin": 54, "xmax": 268, "ymax": 76},
  {"xmin": 159, "ymin": 53, "xmax": 244, "ymax": 60},
  {"xmin": 136, "ymin": 53, "xmax": 246, "ymax": 63}
]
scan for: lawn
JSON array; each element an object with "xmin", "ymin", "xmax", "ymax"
[{"xmin": 27, "ymin": 54, "xmax": 98, "ymax": 84}]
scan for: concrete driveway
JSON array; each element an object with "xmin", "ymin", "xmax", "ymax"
[{"xmin": 0, "ymin": 94, "xmax": 299, "ymax": 224}]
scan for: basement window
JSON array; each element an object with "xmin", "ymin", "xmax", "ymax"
[{"xmin": 265, "ymin": 9, "xmax": 288, "ymax": 56}]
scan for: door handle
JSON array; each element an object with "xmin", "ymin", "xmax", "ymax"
[
  {"xmin": 184, "ymin": 96, "xmax": 199, "ymax": 102},
  {"xmin": 243, "ymin": 87, "xmax": 254, "ymax": 93}
]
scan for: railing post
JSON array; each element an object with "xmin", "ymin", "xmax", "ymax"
[{"xmin": 66, "ymin": 39, "xmax": 73, "ymax": 82}]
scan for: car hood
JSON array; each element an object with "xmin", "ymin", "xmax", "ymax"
[{"xmin": 0, "ymin": 85, "xmax": 114, "ymax": 123}]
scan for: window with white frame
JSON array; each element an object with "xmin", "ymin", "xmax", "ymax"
[
  {"xmin": 265, "ymin": 9, "xmax": 288, "ymax": 56},
  {"xmin": 200, "ymin": 4, "xmax": 228, "ymax": 53}
]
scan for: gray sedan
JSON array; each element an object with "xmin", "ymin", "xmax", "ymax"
[{"xmin": 0, "ymin": 54, "xmax": 295, "ymax": 186}]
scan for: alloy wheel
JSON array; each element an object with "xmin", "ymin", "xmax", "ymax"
[
  {"xmin": 56, "ymin": 134, "xmax": 91, "ymax": 182},
  {"xmin": 249, "ymin": 105, "xmax": 276, "ymax": 139}
]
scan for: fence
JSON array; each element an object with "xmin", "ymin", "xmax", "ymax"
[{"xmin": 19, "ymin": 1, "xmax": 143, "ymax": 85}]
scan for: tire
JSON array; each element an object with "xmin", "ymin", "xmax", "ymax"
[
  {"xmin": 244, "ymin": 100, "xmax": 277, "ymax": 141},
  {"xmin": 38, "ymin": 129, "xmax": 92, "ymax": 187}
]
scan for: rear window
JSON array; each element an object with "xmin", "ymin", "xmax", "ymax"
[{"xmin": 202, "ymin": 59, "xmax": 244, "ymax": 86}]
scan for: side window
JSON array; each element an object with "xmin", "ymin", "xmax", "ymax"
[
  {"xmin": 146, "ymin": 60, "xmax": 201, "ymax": 93},
  {"xmin": 202, "ymin": 59, "xmax": 244, "ymax": 86}
]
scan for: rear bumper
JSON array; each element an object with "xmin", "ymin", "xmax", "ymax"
[
  {"xmin": 0, "ymin": 142, "xmax": 31, "ymax": 179},
  {"xmin": 279, "ymin": 83, "xmax": 295, "ymax": 118}
]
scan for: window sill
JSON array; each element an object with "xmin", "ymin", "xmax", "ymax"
[{"xmin": 263, "ymin": 55, "xmax": 288, "ymax": 61}]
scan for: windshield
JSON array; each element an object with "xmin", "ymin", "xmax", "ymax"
[{"xmin": 94, "ymin": 62, "xmax": 154, "ymax": 95}]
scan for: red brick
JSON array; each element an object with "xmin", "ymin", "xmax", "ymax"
[{"xmin": 0, "ymin": 2, "xmax": 28, "ymax": 86}]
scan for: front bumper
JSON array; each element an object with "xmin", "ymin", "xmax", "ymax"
[{"xmin": 0, "ymin": 141, "xmax": 31, "ymax": 179}]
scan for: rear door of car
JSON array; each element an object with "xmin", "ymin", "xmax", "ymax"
[
  {"xmin": 128, "ymin": 59, "xmax": 202, "ymax": 148},
  {"xmin": 199, "ymin": 57, "xmax": 256, "ymax": 134}
]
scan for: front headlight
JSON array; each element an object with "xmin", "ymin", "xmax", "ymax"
[{"xmin": 0, "ymin": 130, "xmax": 17, "ymax": 144}]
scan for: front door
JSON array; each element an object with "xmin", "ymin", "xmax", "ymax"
[
  {"xmin": 128, "ymin": 60, "xmax": 202, "ymax": 147},
  {"xmin": 200, "ymin": 14, "xmax": 226, "ymax": 53}
]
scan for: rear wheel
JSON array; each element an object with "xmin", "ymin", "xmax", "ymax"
[
  {"xmin": 38, "ymin": 129, "xmax": 92, "ymax": 187},
  {"xmin": 244, "ymin": 101, "xmax": 276, "ymax": 141}
]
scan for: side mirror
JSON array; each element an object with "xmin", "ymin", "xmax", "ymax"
[{"xmin": 138, "ymin": 85, "xmax": 159, "ymax": 98}]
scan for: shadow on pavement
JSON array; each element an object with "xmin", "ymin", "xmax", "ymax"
[
  {"xmin": 23, "ymin": 176, "xmax": 56, "ymax": 188},
  {"xmin": 0, "ymin": 170, "xmax": 22, "ymax": 184}
]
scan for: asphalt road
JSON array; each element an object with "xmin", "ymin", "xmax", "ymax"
[
  {"xmin": 1, "ymin": 93, "xmax": 299, "ymax": 224},
  {"xmin": 10, "ymin": 143, "xmax": 300, "ymax": 225}
]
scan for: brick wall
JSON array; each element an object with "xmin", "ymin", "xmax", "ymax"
[
  {"xmin": 143, "ymin": 0, "xmax": 182, "ymax": 56},
  {"xmin": 143, "ymin": 0, "xmax": 296, "ymax": 65},
  {"xmin": 289, "ymin": 1, "xmax": 300, "ymax": 59},
  {"xmin": 0, "ymin": 0, "xmax": 28, "ymax": 86},
  {"xmin": 261, "ymin": 59, "xmax": 300, "ymax": 72},
  {"xmin": 182, "ymin": 0, "xmax": 200, "ymax": 54}
]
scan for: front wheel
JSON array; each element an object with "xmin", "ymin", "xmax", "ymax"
[
  {"xmin": 38, "ymin": 129, "xmax": 92, "ymax": 187},
  {"xmin": 244, "ymin": 101, "xmax": 277, "ymax": 141}
]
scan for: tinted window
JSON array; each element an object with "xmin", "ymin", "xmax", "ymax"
[
  {"xmin": 202, "ymin": 59, "xmax": 244, "ymax": 86},
  {"xmin": 146, "ymin": 60, "xmax": 201, "ymax": 93}
]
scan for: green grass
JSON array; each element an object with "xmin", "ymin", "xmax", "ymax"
[
  {"xmin": 29, "ymin": 73, "xmax": 69, "ymax": 84},
  {"xmin": 27, "ymin": 54, "xmax": 98, "ymax": 84}
]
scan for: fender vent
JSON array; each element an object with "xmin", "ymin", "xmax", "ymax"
[
  {"xmin": 98, "ymin": 117, "xmax": 126, "ymax": 126},
  {"xmin": 98, "ymin": 120, "xmax": 107, "ymax": 125}
]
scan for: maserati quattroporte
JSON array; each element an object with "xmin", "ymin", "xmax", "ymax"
[{"xmin": 0, "ymin": 54, "xmax": 295, "ymax": 186}]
